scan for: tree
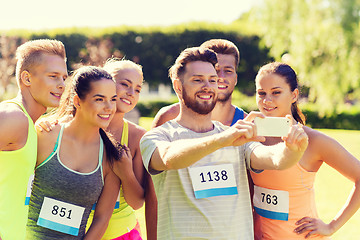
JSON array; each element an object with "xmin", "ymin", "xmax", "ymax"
[
  {"xmin": 250, "ymin": 0, "xmax": 360, "ymax": 115},
  {"xmin": 0, "ymin": 35, "xmax": 23, "ymax": 101}
]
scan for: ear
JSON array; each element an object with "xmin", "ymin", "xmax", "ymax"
[
  {"xmin": 20, "ymin": 70, "xmax": 31, "ymax": 87},
  {"xmin": 73, "ymin": 94, "xmax": 81, "ymax": 109},
  {"xmin": 292, "ymin": 88, "xmax": 299, "ymax": 103},
  {"xmin": 172, "ymin": 78, "xmax": 183, "ymax": 98}
]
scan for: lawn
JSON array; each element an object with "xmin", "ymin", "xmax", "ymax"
[
  {"xmin": 314, "ymin": 129, "xmax": 360, "ymax": 239},
  {"xmin": 136, "ymin": 118, "xmax": 360, "ymax": 239}
]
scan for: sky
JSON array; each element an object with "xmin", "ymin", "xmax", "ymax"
[{"xmin": 0, "ymin": 0, "xmax": 262, "ymax": 30}]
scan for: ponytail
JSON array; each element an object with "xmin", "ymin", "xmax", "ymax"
[
  {"xmin": 291, "ymin": 103, "xmax": 306, "ymax": 125},
  {"xmin": 99, "ymin": 128, "xmax": 123, "ymax": 166}
]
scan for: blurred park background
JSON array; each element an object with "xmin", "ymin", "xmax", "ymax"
[{"xmin": 1, "ymin": 0, "xmax": 360, "ymax": 239}]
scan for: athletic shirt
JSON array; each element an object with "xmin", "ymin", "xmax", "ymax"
[
  {"xmin": 141, "ymin": 120, "xmax": 259, "ymax": 240},
  {"xmin": 0, "ymin": 100, "xmax": 37, "ymax": 240},
  {"xmin": 86, "ymin": 119, "xmax": 138, "ymax": 238},
  {"xmin": 26, "ymin": 124, "xmax": 104, "ymax": 239},
  {"xmin": 250, "ymin": 163, "xmax": 330, "ymax": 239},
  {"xmin": 230, "ymin": 106, "xmax": 245, "ymax": 126}
]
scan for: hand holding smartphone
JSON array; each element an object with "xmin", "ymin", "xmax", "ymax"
[{"xmin": 254, "ymin": 117, "xmax": 291, "ymax": 137}]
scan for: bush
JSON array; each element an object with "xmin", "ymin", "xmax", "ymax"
[
  {"xmin": 137, "ymin": 100, "xmax": 177, "ymax": 118},
  {"xmin": 303, "ymin": 110, "xmax": 360, "ymax": 130}
]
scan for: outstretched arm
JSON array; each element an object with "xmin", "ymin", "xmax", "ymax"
[
  {"xmin": 294, "ymin": 131, "xmax": 360, "ymax": 238},
  {"xmin": 147, "ymin": 118, "xmax": 264, "ymax": 172}
]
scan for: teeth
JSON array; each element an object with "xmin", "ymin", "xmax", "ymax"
[
  {"xmin": 218, "ymin": 85, "xmax": 227, "ymax": 89},
  {"xmin": 121, "ymin": 99, "xmax": 131, "ymax": 105},
  {"xmin": 199, "ymin": 95, "xmax": 211, "ymax": 100},
  {"xmin": 99, "ymin": 114, "xmax": 110, "ymax": 118}
]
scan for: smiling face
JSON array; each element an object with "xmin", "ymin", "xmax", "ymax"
[
  {"xmin": 215, "ymin": 54, "xmax": 237, "ymax": 103},
  {"xmin": 256, "ymin": 73, "xmax": 298, "ymax": 117},
  {"xmin": 77, "ymin": 78, "xmax": 117, "ymax": 129},
  {"xmin": 177, "ymin": 61, "xmax": 218, "ymax": 115},
  {"xmin": 113, "ymin": 68, "xmax": 143, "ymax": 114},
  {"xmin": 27, "ymin": 53, "xmax": 68, "ymax": 107}
]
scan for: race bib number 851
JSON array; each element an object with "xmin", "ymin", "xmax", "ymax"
[
  {"xmin": 37, "ymin": 197, "xmax": 85, "ymax": 236},
  {"xmin": 189, "ymin": 164, "xmax": 238, "ymax": 199}
]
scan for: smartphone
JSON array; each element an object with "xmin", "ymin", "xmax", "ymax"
[{"xmin": 254, "ymin": 117, "xmax": 291, "ymax": 137}]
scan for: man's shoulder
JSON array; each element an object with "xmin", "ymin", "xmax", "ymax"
[
  {"xmin": 0, "ymin": 103, "xmax": 29, "ymax": 130},
  {"xmin": 159, "ymin": 103, "xmax": 180, "ymax": 114},
  {"xmin": 232, "ymin": 105, "xmax": 247, "ymax": 117},
  {"xmin": 146, "ymin": 120, "xmax": 176, "ymax": 135},
  {"xmin": 0, "ymin": 103, "xmax": 30, "ymax": 150},
  {"xmin": 212, "ymin": 120, "xmax": 229, "ymax": 131},
  {"xmin": 151, "ymin": 103, "xmax": 180, "ymax": 128},
  {"xmin": 142, "ymin": 120, "xmax": 184, "ymax": 143}
]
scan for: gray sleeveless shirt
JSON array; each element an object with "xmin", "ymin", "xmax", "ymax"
[{"xmin": 26, "ymin": 125, "xmax": 104, "ymax": 239}]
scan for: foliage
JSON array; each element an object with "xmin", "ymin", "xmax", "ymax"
[
  {"xmin": 2, "ymin": 23, "xmax": 272, "ymax": 93},
  {"xmin": 136, "ymin": 100, "xmax": 175, "ymax": 118},
  {"xmin": 249, "ymin": 0, "xmax": 360, "ymax": 115},
  {"xmin": 0, "ymin": 35, "xmax": 23, "ymax": 99},
  {"xmin": 0, "ymin": 24, "xmax": 273, "ymax": 101}
]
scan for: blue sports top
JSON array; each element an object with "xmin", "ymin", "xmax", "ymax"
[{"xmin": 230, "ymin": 106, "xmax": 245, "ymax": 126}]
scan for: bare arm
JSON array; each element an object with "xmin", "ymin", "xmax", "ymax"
[
  {"xmin": 128, "ymin": 124, "xmax": 158, "ymax": 239},
  {"xmin": 151, "ymin": 103, "xmax": 180, "ymax": 129},
  {"xmin": 112, "ymin": 145, "xmax": 145, "ymax": 210},
  {"xmin": 0, "ymin": 109, "xmax": 29, "ymax": 151},
  {"xmin": 294, "ymin": 130, "xmax": 360, "ymax": 238},
  {"xmin": 84, "ymin": 163, "xmax": 120, "ymax": 239},
  {"xmin": 149, "ymin": 120, "xmax": 264, "ymax": 171}
]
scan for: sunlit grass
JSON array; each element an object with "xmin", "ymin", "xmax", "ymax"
[
  {"xmin": 314, "ymin": 129, "xmax": 360, "ymax": 239},
  {"xmin": 135, "ymin": 119, "xmax": 360, "ymax": 239}
]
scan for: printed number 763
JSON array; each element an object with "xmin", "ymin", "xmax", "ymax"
[{"xmin": 261, "ymin": 193, "xmax": 278, "ymax": 205}]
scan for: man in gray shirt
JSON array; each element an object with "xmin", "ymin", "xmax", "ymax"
[{"xmin": 140, "ymin": 47, "xmax": 308, "ymax": 239}]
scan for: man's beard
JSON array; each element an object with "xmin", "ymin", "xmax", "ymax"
[
  {"xmin": 217, "ymin": 90, "xmax": 232, "ymax": 103},
  {"xmin": 182, "ymin": 88, "xmax": 217, "ymax": 115}
]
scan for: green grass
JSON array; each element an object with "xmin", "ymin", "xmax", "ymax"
[
  {"xmin": 314, "ymin": 129, "xmax": 360, "ymax": 239},
  {"xmin": 135, "ymin": 118, "xmax": 360, "ymax": 239}
]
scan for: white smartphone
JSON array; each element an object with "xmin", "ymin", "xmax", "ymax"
[{"xmin": 254, "ymin": 117, "xmax": 291, "ymax": 137}]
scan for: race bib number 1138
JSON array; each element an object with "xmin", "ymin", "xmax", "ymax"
[{"xmin": 189, "ymin": 164, "xmax": 238, "ymax": 199}]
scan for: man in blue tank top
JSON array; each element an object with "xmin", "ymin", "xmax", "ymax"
[{"xmin": 152, "ymin": 39, "xmax": 246, "ymax": 128}]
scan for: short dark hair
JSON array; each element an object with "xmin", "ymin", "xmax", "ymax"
[
  {"xmin": 200, "ymin": 39, "xmax": 239, "ymax": 68},
  {"xmin": 169, "ymin": 47, "xmax": 217, "ymax": 82}
]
